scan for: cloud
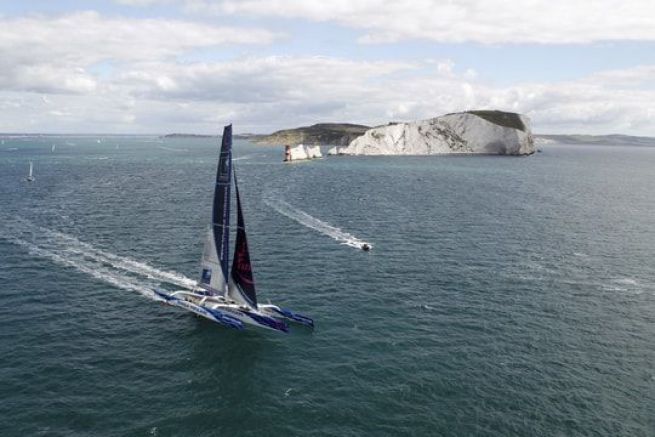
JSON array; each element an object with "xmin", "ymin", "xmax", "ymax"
[
  {"xmin": 1, "ymin": 7, "xmax": 654, "ymax": 135},
  {"xmin": 587, "ymin": 65, "xmax": 655, "ymax": 88},
  {"xmin": 0, "ymin": 11, "xmax": 280, "ymax": 94},
  {"xmin": 113, "ymin": 0, "xmax": 168, "ymax": 5},
  {"xmin": 2, "ymin": 52, "xmax": 654, "ymax": 135},
  {"xmin": 186, "ymin": 0, "xmax": 655, "ymax": 44},
  {"xmin": 117, "ymin": 56, "xmax": 412, "ymax": 102}
]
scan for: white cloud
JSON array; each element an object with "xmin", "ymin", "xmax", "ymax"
[
  {"xmin": 113, "ymin": 0, "xmax": 168, "ymax": 5},
  {"xmin": 117, "ymin": 56, "xmax": 412, "ymax": 102},
  {"xmin": 187, "ymin": 0, "xmax": 655, "ymax": 44},
  {"xmin": 1, "ymin": 7, "xmax": 654, "ymax": 135},
  {"xmin": 586, "ymin": 65, "xmax": 655, "ymax": 88},
  {"xmin": 2, "ymin": 53, "xmax": 654, "ymax": 135},
  {"xmin": 0, "ymin": 11, "xmax": 280, "ymax": 94}
]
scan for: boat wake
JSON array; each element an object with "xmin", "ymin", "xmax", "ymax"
[
  {"xmin": 158, "ymin": 145, "xmax": 189, "ymax": 152},
  {"xmin": 0, "ymin": 217, "xmax": 196, "ymax": 300},
  {"xmin": 264, "ymin": 195, "xmax": 372, "ymax": 250},
  {"xmin": 232, "ymin": 154, "xmax": 253, "ymax": 161}
]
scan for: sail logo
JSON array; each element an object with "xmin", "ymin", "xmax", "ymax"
[
  {"xmin": 201, "ymin": 268, "xmax": 212, "ymax": 284},
  {"xmin": 233, "ymin": 242, "xmax": 254, "ymax": 285}
]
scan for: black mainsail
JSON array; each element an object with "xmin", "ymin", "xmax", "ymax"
[
  {"xmin": 199, "ymin": 124, "xmax": 232, "ymax": 294},
  {"xmin": 227, "ymin": 172, "xmax": 258, "ymax": 308}
]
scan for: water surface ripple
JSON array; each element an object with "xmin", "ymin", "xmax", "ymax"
[{"xmin": 1, "ymin": 137, "xmax": 654, "ymax": 436}]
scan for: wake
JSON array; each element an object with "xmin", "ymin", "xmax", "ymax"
[
  {"xmin": 0, "ymin": 217, "xmax": 196, "ymax": 299},
  {"xmin": 264, "ymin": 196, "xmax": 372, "ymax": 250},
  {"xmin": 232, "ymin": 154, "xmax": 253, "ymax": 161}
]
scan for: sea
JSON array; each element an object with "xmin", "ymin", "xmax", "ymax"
[{"xmin": 1, "ymin": 135, "xmax": 654, "ymax": 436}]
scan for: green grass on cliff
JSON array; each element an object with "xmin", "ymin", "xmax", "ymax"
[
  {"xmin": 466, "ymin": 110, "xmax": 526, "ymax": 131},
  {"xmin": 257, "ymin": 123, "xmax": 370, "ymax": 145}
]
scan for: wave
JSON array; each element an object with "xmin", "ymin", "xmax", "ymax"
[
  {"xmin": 614, "ymin": 277, "xmax": 638, "ymax": 286},
  {"xmin": 264, "ymin": 195, "xmax": 372, "ymax": 250},
  {"xmin": 0, "ymin": 217, "xmax": 196, "ymax": 298},
  {"xmin": 158, "ymin": 145, "xmax": 189, "ymax": 152},
  {"xmin": 601, "ymin": 277, "xmax": 646, "ymax": 294},
  {"xmin": 232, "ymin": 155, "xmax": 253, "ymax": 161},
  {"xmin": 5, "ymin": 236, "xmax": 160, "ymax": 300}
]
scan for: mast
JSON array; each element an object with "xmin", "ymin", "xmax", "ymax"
[
  {"xmin": 199, "ymin": 125, "xmax": 232, "ymax": 295},
  {"xmin": 227, "ymin": 171, "xmax": 258, "ymax": 309}
]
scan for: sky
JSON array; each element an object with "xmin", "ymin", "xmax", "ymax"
[{"xmin": 1, "ymin": 0, "xmax": 655, "ymax": 135}]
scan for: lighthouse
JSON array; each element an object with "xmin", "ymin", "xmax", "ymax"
[{"xmin": 284, "ymin": 144, "xmax": 291, "ymax": 162}]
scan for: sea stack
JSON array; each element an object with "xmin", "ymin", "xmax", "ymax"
[
  {"xmin": 327, "ymin": 146, "xmax": 345, "ymax": 155},
  {"xmin": 339, "ymin": 110, "xmax": 535, "ymax": 156},
  {"xmin": 284, "ymin": 144, "xmax": 323, "ymax": 162}
]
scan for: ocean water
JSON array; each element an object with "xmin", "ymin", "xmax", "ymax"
[{"xmin": 1, "ymin": 136, "xmax": 654, "ymax": 436}]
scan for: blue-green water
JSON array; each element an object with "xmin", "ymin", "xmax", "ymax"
[{"xmin": 1, "ymin": 136, "xmax": 654, "ymax": 436}]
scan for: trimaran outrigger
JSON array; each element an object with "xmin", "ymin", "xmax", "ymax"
[{"xmin": 154, "ymin": 125, "xmax": 313, "ymax": 333}]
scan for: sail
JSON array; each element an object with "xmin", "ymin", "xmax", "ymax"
[
  {"xmin": 199, "ymin": 124, "xmax": 232, "ymax": 294},
  {"xmin": 28, "ymin": 162, "xmax": 33, "ymax": 178},
  {"xmin": 227, "ymin": 172, "xmax": 258, "ymax": 308}
]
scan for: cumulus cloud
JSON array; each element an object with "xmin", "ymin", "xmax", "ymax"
[
  {"xmin": 117, "ymin": 57, "xmax": 412, "ymax": 102},
  {"xmin": 0, "ymin": 11, "xmax": 280, "ymax": 94},
  {"xmin": 2, "ymin": 52, "xmax": 654, "ymax": 135},
  {"xmin": 113, "ymin": 0, "xmax": 168, "ymax": 5},
  {"xmin": 1, "ymin": 7, "xmax": 654, "ymax": 135},
  {"xmin": 187, "ymin": 0, "xmax": 655, "ymax": 44}
]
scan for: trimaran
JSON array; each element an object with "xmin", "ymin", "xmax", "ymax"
[{"xmin": 154, "ymin": 125, "xmax": 313, "ymax": 333}]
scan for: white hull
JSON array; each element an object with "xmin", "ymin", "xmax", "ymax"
[
  {"xmin": 155, "ymin": 289, "xmax": 290, "ymax": 332},
  {"xmin": 154, "ymin": 289, "xmax": 243, "ymax": 329}
]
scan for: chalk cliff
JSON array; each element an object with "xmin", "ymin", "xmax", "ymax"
[
  {"xmin": 338, "ymin": 111, "xmax": 534, "ymax": 156},
  {"xmin": 285, "ymin": 144, "xmax": 323, "ymax": 161}
]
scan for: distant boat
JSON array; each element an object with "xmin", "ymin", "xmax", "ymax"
[
  {"xmin": 154, "ymin": 125, "xmax": 313, "ymax": 332},
  {"xmin": 51, "ymin": 144, "xmax": 56, "ymax": 152},
  {"xmin": 26, "ymin": 161, "xmax": 35, "ymax": 182}
]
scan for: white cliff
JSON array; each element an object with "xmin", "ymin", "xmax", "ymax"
[
  {"xmin": 327, "ymin": 146, "xmax": 345, "ymax": 155},
  {"xmin": 285, "ymin": 144, "xmax": 323, "ymax": 161},
  {"xmin": 306, "ymin": 145, "xmax": 322, "ymax": 158},
  {"xmin": 339, "ymin": 111, "xmax": 534, "ymax": 156}
]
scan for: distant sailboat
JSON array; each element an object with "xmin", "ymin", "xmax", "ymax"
[
  {"xmin": 154, "ymin": 125, "xmax": 313, "ymax": 332},
  {"xmin": 51, "ymin": 144, "xmax": 56, "ymax": 152},
  {"xmin": 26, "ymin": 161, "xmax": 35, "ymax": 182}
]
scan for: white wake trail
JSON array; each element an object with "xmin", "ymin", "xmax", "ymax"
[
  {"xmin": 232, "ymin": 154, "xmax": 253, "ymax": 161},
  {"xmin": 264, "ymin": 196, "xmax": 372, "ymax": 250},
  {"xmin": 12, "ymin": 217, "xmax": 196, "ymax": 289},
  {"xmin": 5, "ymin": 236, "xmax": 160, "ymax": 300},
  {"xmin": 1, "ymin": 217, "xmax": 196, "ymax": 295}
]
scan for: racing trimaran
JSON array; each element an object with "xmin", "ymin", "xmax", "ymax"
[{"xmin": 154, "ymin": 125, "xmax": 313, "ymax": 332}]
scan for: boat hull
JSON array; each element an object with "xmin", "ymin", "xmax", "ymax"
[
  {"xmin": 154, "ymin": 289, "xmax": 289, "ymax": 333},
  {"xmin": 153, "ymin": 289, "xmax": 244, "ymax": 330},
  {"xmin": 259, "ymin": 304, "xmax": 314, "ymax": 327}
]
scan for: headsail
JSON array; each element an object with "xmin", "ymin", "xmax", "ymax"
[
  {"xmin": 199, "ymin": 124, "xmax": 232, "ymax": 294},
  {"xmin": 26, "ymin": 161, "xmax": 35, "ymax": 182},
  {"xmin": 227, "ymin": 172, "xmax": 258, "ymax": 308}
]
